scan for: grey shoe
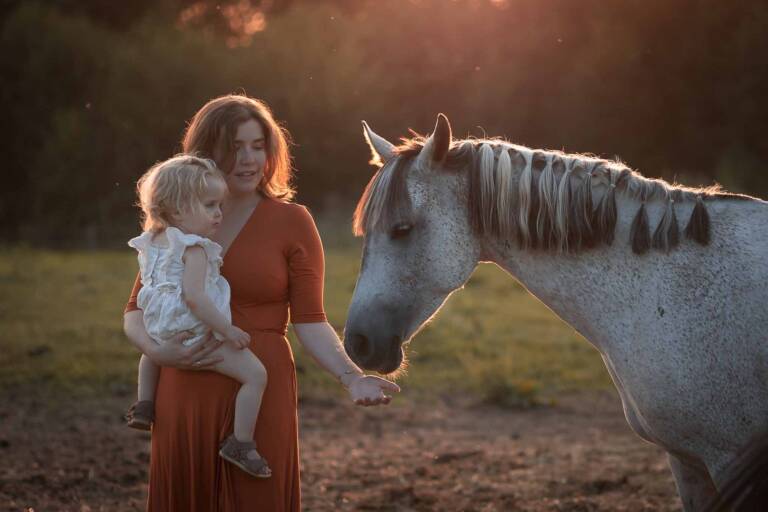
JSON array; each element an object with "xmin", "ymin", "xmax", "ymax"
[
  {"xmin": 125, "ymin": 400, "xmax": 154, "ymax": 431},
  {"xmin": 219, "ymin": 434, "xmax": 271, "ymax": 478}
]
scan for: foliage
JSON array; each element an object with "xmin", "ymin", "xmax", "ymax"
[{"xmin": 2, "ymin": 1, "xmax": 767, "ymax": 244}]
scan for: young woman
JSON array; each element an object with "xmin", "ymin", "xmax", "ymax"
[{"xmin": 123, "ymin": 94, "xmax": 398, "ymax": 510}]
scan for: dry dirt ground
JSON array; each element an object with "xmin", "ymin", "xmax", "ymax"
[{"xmin": 1, "ymin": 391, "xmax": 681, "ymax": 511}]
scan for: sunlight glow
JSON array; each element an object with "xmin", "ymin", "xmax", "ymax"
[
  {"xmin": 179, "ymin": 2, "xmax": 208, "ymax": 25},
  {"xmin": 222, "ymin": 0, "xmax": 267, "ymax": 47},
  {"xmin": 178, "ymin": 0, "xmax": 267, "ymax": 48}
]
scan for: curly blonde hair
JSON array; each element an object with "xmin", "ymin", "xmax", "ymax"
[
  {"xmin": 182, "ymin": 94, "xmax": 295, "ymax": 201},
  {"xmin": 136, "ymin": 154, "xmax": 226, "ymax": 233}
]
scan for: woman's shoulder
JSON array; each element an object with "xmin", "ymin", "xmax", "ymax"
[{"xmin": 262, "ymin": 197, "xmax": 316, "ymax": 225}]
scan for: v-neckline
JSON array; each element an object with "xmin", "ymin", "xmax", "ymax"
[{"xmin": 220, "ymin": 195, "xmax": 269, "ymax": 259}]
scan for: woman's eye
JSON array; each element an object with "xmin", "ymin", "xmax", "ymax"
[{"xmin": 390, "ymin": 222, "xmax": 413, "ymax": 239}]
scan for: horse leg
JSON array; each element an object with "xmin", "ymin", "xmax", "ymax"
[{"xmin": 667, "ymin": 453, "xmax": 718, "ymax": 512}]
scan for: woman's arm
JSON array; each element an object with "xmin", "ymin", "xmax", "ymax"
[
  {"xmin": 124, "ymin": 309, "xmax": 163, "ymax": 357},
  {"xmin": 293, "ymin": 321, "xmax": 400, "ymax": 405},
  {"xmin": 286, "ymin": 206, "xmax": 397, "ymax": 404},
  {"xmin": 123, "ymin": 309, "xmax": 224, "ymax": 369}
]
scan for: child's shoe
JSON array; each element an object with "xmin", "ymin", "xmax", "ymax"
[
  {"xmin": 125, "ymin": 400, "xmax": 154, "ymax": 431},
  {"xmin": 219, "ymin": 434, "xmax": 271, "ymax": 478}
]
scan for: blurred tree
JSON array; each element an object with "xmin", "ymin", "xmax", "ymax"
[
  {"xmin": 1, "ymin": 0, "xmax": 766, "ymax": 245},
  {"xmin": 0, "ymin": 0, "xmax": 165, "ymax": 29}
]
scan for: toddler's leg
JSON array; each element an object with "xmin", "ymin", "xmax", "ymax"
[
  {"xmin": 214, "ymin": 345, "xmax": 271, "ymax": 477},
  {"xmin": 213, "ymin": 345, "xmax": 268, "ymax": 443},
  {"xmin": 137, "ymin": 354, "xmax": 159, "ymax": 402},
  {"xmin": 126, "ymin": 354, "xmax": 159, "ymax": 430}
]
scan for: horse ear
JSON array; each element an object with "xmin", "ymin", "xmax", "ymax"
[
  {"xmin": 362, "ymin": 121, "xmax": 396, "ymax": 167},
  {"xmin": 419, "ymin": 113, "xmax": 452, "ymax": 167}
]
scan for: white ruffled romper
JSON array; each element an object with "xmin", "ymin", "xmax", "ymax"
[{"xmin": 128, "ymin": 226, "xmax": 231, "ymax": 346}]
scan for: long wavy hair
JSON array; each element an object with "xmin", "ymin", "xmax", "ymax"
[{"xmin": 182, "ymin": 94, "xmax": 295, "ymax": 201}]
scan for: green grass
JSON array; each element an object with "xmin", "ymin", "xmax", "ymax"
[{"xmin": 0, "ymin": 223, "xmax": 611, "ymax": 405}]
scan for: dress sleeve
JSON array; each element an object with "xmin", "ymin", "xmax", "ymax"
[
  {"xmin": 287, "ymin": 205, "xmax": 327, "ymax": 324},
  {"xmin": 124, "ymin": 272, "xmax": 143, "ymax": 313},
  {"xmin": 166, "ymin": 227, "xmax": 223, "ymax": 267}
]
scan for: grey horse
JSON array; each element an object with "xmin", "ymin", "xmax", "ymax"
[{"xmin": 343, "ymin": 113, "xmax": 768, "ymax": 511}]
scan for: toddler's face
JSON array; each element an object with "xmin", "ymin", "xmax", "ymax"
[
  {"xmin": 226, "ymin": 118, "xmax": 267, "ymax": 196},
  {"xmin": 175, "ymin": 179, "xmax": 227, "ymax": 237}
]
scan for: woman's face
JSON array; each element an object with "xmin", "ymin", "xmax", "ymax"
[{"xmin": 224, "ymin": 118, "xmax": 267, "ymax": 197}]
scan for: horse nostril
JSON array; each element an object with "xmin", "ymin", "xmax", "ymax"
[{"xmin": 350, "ymin": 333, "xmax": 372, "ymax": 361}]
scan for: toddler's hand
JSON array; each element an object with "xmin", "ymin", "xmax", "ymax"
[{"xmin": 224, "ymin": 326, "xmax": 251, "ymax": 349}]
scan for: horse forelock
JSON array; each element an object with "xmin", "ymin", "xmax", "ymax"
[
  {"xmin": 353, "ymin": 153, "xmax": 413, "ymax": 236},
  {"xmin": 352, "ymin": 136, "xmax": 473, "ymax": 236},
  {"xmin": 353, "ymin": 134, "xmax": 756, "ymax": 253}
]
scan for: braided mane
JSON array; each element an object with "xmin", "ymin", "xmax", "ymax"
[{"xmin": 354, "ymin": 136, "xmax": 752, "ymax": 254}]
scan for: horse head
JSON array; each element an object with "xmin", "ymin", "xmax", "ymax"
[{"xmin": 343, "ymin": 114, "xmax": 481, "ymax": 374}]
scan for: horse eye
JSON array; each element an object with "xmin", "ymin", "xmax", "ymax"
[{"xmin": 390, "ymin": 222, "xmax": 413, "ymax": 240}]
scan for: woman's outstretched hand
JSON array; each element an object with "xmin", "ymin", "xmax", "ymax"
[
  {"xmin": 150, "ymin": 331, "xmax": 223, "ymax": 370},
  {"xmin": 347, "ymin": 375, "xmax": 400, "ymax": 406}
]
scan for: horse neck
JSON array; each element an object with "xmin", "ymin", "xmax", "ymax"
[{"xmin": 480, "ymin": 193, "xmax": 674, "ymax": 354}]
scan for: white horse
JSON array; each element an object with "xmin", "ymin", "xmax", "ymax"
[{"xmin": 343, "ymin": 114, "xmax": 768, "ymax": 511}]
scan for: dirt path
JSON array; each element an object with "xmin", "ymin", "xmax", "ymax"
[{"xmin": 1, "ymin": 391, "xmax": 680, "ymax": 511}]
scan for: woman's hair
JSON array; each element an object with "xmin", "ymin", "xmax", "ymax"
[
  {"xmin": 182, "ymin": 94, "xmax": 295, "ymax": 201},
  {"xmin": 136, "ymin": 154, "xmax": 225, "ymax": 233}
]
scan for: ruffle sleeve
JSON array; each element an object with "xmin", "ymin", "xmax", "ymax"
[
  {"xmin": 127, "ymin": 231, "xmax": 154, "ymax": 252},
  {"xmin": 127, "ymin": 231, "xmax": 158, "ymax": 288},
  {"xmin": 165, "ymin": 227, "xmax": 223, "ymax": 268}
]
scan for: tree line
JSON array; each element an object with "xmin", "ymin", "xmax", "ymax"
[{"xmin": 2, "ymin": 0, "xmax": 766, "ymax": 245}]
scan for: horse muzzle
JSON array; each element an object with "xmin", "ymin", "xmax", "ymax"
[{"xmin": 343, "ymin": 331, "xmax": 404, "ymax": 374}]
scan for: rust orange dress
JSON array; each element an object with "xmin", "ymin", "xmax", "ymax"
[{"xmin": 125, "ymin": 198, "xmax": 326, "ymax": 511}]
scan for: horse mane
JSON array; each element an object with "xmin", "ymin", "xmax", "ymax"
[{"xmin": 353, "ymin": 135, "xmax": 754, "ymax": 254}]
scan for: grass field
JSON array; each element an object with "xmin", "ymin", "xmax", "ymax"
[{"xmin": 0, "ymin": 223, "xmax": 611, "ymax": 406}]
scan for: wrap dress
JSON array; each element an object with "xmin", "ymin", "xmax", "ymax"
[{"xmin": 125, "ymin": 197, "xmax": 326, "ymax": 511}]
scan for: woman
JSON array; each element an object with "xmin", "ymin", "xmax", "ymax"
[{"xmin": 123, "ymin": 94, "xmax": 399, "ymax": 511}]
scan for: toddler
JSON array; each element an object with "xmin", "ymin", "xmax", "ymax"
[{"xmin": 125, "ymin": 155, "xmax": 270, "ymax": 478}]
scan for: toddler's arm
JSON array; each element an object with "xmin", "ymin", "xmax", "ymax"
[{"xmin": 182, "ymin": 246, "xmax": 250, "ymax": 348}]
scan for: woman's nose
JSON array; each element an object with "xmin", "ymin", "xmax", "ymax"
[{"xmin": 239, "ymin": 147, "xmax": 257, "ymax": 163}]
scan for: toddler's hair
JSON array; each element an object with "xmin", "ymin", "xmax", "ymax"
[{"xmin": 136, "ymin": 154, "xmax": 226, "ymax": 232}]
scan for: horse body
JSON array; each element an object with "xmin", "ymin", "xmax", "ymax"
[
  {"xmin": 344, "ymin": 114, "xmax": 768, "ymax": 510},
  {"xmin": 492, "ymin": 197, "xmax": 768, "ymax": 472}
]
